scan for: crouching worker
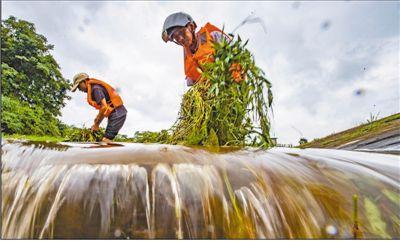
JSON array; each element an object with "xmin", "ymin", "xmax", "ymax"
[{"xmin": 71, "ymin": 73, "xmax": 127, "ymax": 143}]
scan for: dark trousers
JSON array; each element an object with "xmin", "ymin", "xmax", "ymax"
[{"xmin": 104, "ymin": 111, "xmax": 127, "ymax": 140}]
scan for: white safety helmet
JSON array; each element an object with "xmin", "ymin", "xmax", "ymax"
[{"xmin": 162, "ymin": 12, "xmax": 196, "ymax": 42}]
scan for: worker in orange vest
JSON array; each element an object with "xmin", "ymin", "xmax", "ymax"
[
  {"xmin": 162, "ymin": 12, "xmax": 244, "ymax": 86},
  {"xmin": 71, "ymin": 73, "xmax": 127, "ymax": 143}
]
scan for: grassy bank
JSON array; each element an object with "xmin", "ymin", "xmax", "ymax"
[
  {"xmin": 300, "ymin": 113, "xmax": 400, "ymax": 148},
  {"xmin": 3, "ymin": 134, "xmax": 65, "ymax": 143}
]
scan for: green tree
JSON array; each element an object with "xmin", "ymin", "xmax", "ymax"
[{"xmin": 1, "ymin": 16, "xmax": 70, "ymax": 116}]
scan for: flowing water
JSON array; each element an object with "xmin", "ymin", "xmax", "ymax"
[{"xmin": 2, "ymin": 140, "xmax": 399, "ymax": 239}]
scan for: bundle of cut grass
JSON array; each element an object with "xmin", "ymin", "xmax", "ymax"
[
  {"xmin": 64, "ymin": 126, "xmax": 105, "ymax": 142},
  {"xmin": 169, "ymin": 35, "xmax": 273, "ymax": 147}
]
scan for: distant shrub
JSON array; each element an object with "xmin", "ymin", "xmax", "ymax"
[
  {"xmin": 1, "ymin": 96, "xmax": 62, "ymax": 136},
  {"xmin": 132, "ymin": 130, "xmax": 170, "ymax": 143}
]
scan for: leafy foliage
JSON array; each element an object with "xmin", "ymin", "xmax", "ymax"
[
  {"xmin": 1, "ymin": 96, "xmax": 63, "ymax": 136},
  {"xmin": 131, "ymin": 130, "xmax": 170, "ymax": 143},
  {"xmin": 169, "ymin": 36, "xmax": 273, "ymax": 147},
  {"xmin": 113, "ymin": 134, "xmax": 134, "ymax": 142},
  {"xmin": 1, "ymin": 16, "xmax": 70, "ymax": 117}
]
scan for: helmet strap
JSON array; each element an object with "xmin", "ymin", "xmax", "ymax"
[
  {"xmin": 172, "ymin": 39, "xmax": 182, "ymax": 46},
  {"xmin": 190, "ymin": 30, "xmax": 198, "ymax": 53}
]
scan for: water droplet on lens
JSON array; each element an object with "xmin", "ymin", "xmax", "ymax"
[
  {"xmin": 326, "ymin": 225, "xmax": 337, "ymax": 236},
  {"xmin": 114, "ymin": 228, "xmax": 122, "ymax": 237}
]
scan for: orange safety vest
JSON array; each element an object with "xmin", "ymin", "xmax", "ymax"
[
  {"xmin": 184, "ymin": 23, "xmax": 229, "ymax": 84},
  {"xmin": 86, "ymin": 78, "xmax": 123, "ymax": 117}
]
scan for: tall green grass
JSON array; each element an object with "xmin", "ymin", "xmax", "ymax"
[{"xmin": 168, "ymin": 35, "xmax": 273, "ymax": 147}]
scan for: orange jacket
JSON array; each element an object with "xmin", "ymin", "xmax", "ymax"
[
  {"xmin": 185, "ymin": 22, "xmax": 244, "ymax": 86},
  {"xmin": 86, "ymin": 78, "xmax": 123, "ymax": 117}
]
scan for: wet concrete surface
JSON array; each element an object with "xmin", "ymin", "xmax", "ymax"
[{"xmin": 338, "ymin": 129, "xmax": 400, "ymax": 155}]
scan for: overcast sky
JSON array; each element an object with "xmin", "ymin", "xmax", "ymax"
[{"xmin": 2, "ymin": 1, "xmax": 399, "ymax": 144}]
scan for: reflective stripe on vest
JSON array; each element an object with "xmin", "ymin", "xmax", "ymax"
[
  {"xmin": 86, "ymin": 78, "xmax": 123, "ymax": 111},
  {"xmin": 184, "ymin": 23, "xmax": 228, "ymax": 84}
]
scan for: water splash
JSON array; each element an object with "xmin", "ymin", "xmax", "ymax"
[
  {"xmin": 2, "ymin": 141, "xmax": 399, "ymax": 238},
  {"xmin": 231, "ymin": 12, "xmax": 267, "ymax": 35}
]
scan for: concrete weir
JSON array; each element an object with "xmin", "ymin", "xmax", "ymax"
[{"xmin": 2, "ymin": 140, "xmax": 399, "ymax": 238}]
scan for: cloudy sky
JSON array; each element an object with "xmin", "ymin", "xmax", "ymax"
[{"xmin": 2, "ymin": 1, "xmax": 399, "ymax": 144}]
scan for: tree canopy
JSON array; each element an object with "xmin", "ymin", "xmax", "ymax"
[{"xmin": 1, "ymin": 16, "xmax": 70, "ymax": 116}]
